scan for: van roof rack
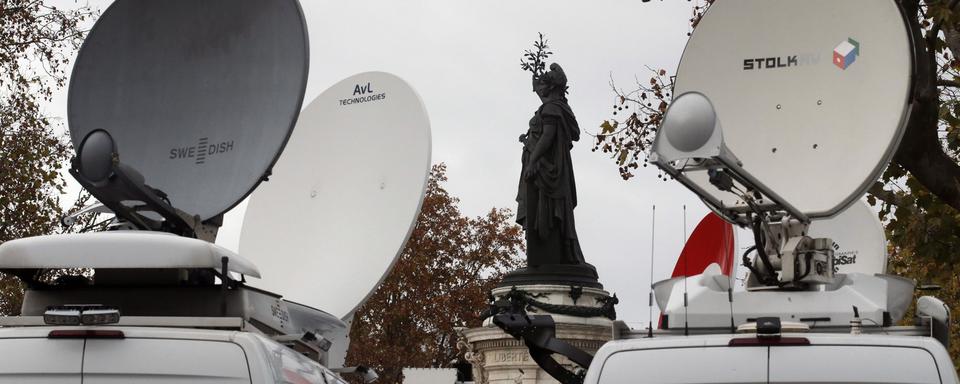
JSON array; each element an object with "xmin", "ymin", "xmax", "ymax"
[
  {"xmin": 612, "ymin": 318, "xmax": 942, "ymax": 340},
  {"xmin": 0, "ymin": 316, "xmax": 245, "ymax": 330}
]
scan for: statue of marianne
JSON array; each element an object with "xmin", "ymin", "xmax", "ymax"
[{"xmin": 516, "ymin": 63, "xmax": 587, "ymax": 267}]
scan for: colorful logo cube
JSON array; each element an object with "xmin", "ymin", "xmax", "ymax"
[{"xmin": 833, "ymin": 38, "xmax": 860, "ymax": 70}]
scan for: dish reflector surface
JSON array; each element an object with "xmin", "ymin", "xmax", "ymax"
[
  {"xmin": 807, "ymin": 199, "xmax": 887, "ymax": 275},
  {"xmin": 673, "ymin": 0, "xmax": 912, "ymax": 219},
  {"xmin": 68, "ymin": 0, "xmax": 309, "ymax": 221},
  {"xmin": 240, "ymin": 72, "xmax": 431, "ymax": 319}
]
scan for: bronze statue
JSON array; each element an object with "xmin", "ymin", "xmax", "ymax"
[
  {"xmin": 517, "ymin": 63, "xmax": 585, "ymax": 265},
  {"xmin": 504, "ymin": 60, "xmax": 600, "ymax": 288}
]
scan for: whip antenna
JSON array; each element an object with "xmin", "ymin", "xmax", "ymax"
[
  {"xmin": 728, "ymin": 225, "xmax": 736, "ymax": 333},
  {"xmin": 647, "ymin": 205, "xmax": 656, "ymax": 338},
  {"xmin": 682, "ymin": 205, "xmax": 689, "ymax": 336}
]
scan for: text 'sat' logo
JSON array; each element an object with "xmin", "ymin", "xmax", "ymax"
[{"xmin": 833, "ymin": 38, "xmax": 860, "ymax": 70}]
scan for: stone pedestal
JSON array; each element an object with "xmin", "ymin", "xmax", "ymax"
[{"xmin": 459, "ymin": 284, "xmax": 614, "ymax": 384}]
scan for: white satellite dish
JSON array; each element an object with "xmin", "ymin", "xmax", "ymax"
[
  {"xmin": 808, "ymin": 199, "xmax": 887, "ymax": 275},
  {"xmin": 240, "ymin": 72, "xmax": 432, "ymax": 319},
  {"xmin": 670, "ymin": 0, "xmax": 913, "ymax": 219},
  {"xmin": 652, "ymin": 0, "xmax": 915, "ymax": 288}
]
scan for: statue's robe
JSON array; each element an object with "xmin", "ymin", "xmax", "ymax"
[{"xmin": 516, "ymin": 98, "xmax": 585, "ymax": 266}]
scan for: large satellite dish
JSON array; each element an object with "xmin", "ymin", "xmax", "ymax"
[
  {"xmin": 671, "ymin": 0, "xmax": 913, "ymax": 219},
  {"xmin": 240, "ymin": 72, "xmax": 432, "ymax": 319},
  {"xmin": 67, "ymin": 0, "xmax": 309, "ymax": 221}
]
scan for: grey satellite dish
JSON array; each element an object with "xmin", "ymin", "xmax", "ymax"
[
  {"xmin": 660, "ymin": 0, "xmax": 913, "ymax": 220},
  {"xmin": 240, "ymin": 72, "xmax": 432, "ymax": 320},
  {"xmin": 67, "ymin": 0, "xmax": 309, "ymax": 229}
]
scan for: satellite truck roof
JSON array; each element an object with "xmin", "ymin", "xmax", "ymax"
[
  {"xmin": 669, "ymin": 0, "xmax": 913, "ymax": 220},
  {"xmin": 240, "ymin": 72, "xmax": 432, "ymax": 320},
  {"xmin": 0, "ymin": 231, "xmax": 260, "ymax": 277},
  {"xmin": 67, "ymin": 0, "xmax": 309, "ymax": 222}
]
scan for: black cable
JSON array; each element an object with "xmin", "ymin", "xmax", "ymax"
[
  {"xmin": 862, "ymin": 318, "xmax": 889, "ymax": 335},
  {"xmin": 795, "ymin": 252, "xmax": 813, "ymax": 282},
  {"xmin": 751, "ymin": 218, "xmax": 778, "ymax": 285},
  {"xmin": 741, "ymin": 245, "xmax": 765, "ymax": 281}
]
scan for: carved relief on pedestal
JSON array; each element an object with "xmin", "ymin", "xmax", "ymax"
[{"xmin": 456, "ymin": 327, "xmax": 488, "ymax": 384}]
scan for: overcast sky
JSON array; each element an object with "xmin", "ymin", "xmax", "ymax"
[{"xmin": 47, "ymin": 0, "xmax": 721, "ymax": 327}]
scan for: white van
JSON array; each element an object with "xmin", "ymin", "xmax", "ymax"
[
  {"xmin": 577, "ymin": 268, "xmax": 958, "ymax": 384},
  {"xmin": 492, "ymin": 269, "xmax": 957, "ymax": 384},
  {"xmin": 0, "ymin": 324, "xmax": 347, "ymax": 384},
  {"xmin": 0, "ymin": 231, "xmax": 369, "ymax": 384},
  {"xmin": 585, "ymin": 323, "xmax": 959, "ymax": 384}
]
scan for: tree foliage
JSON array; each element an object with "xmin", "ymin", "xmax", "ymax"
[
  {"xmin": 0, "ymin": 1, "xmax": 95, "ymax": 314},
  {"xmin": 1, "ymin": 0, "xmax": 94, "ymax": 241},
  {"xmin": 344, "ymin": 164, "xmax": 524, "ymax": 384},
  {"xmin": 591, "ymin": 1, "xmax": 710, "ymax": 180}
]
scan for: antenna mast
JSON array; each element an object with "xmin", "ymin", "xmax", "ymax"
[
  {"xmin": 647, "ymin": 205, "xmax": 656, "ymax": 338},
  {"xmin": 682, "ymin": 205, "xmax": 689, "ymax": 336}
]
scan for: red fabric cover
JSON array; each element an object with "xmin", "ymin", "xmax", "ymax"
[{"xmin": 671, "ymin": 212, "xmax": 735, "ymax": 277}]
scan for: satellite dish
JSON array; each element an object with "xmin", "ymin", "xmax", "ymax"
[
  {"xmin": 671, "ymin": 0, "xmax": 913, "ymax": 219},
  {"xmin": 67, "ymin": 0, "xmax": 309, "ymax": 221},
  {"xmin": 240, "ymin": 72, "xmax": 432, "ymax": 319},
  {"xmin": 807, "ymin": 199, "xmax": 887, "ymax": 275}
]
